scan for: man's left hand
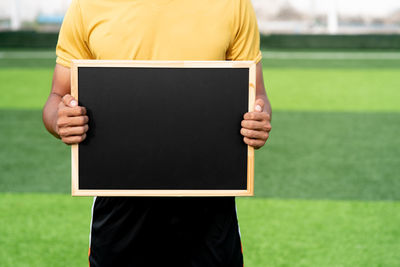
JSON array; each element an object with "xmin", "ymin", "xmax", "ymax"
[{"xmin": 240, "ymin": 99, "xmax": 271, "ymax": 149}]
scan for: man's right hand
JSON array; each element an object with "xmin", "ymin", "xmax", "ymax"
[{"xmin": 56, "ymin": 94, "xmax": 89, "ymax": 145}]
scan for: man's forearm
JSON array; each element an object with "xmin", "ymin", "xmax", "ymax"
[
  {"xmin": 255, "ymin": 62, "xmax": 271, "ymax": 119},
  {"xmin": 43, "ymin": 93, "xmax": 62, "ymax": 138},
  {"xmin": 257, "ymin": 94, "xmax": 271, "ymax": 118}
]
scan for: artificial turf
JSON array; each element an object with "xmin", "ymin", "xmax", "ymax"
[
  {"xmin": 265, "ymin": 69, "xmax": 400, "ymax": 112},
  {"xmin": 2, "ymin": 67, "xmax": 400, "ymax": 112},
  {"xmin": 1, "ymin": 109, "xmax": 399, "ymax": 201},
  {"xmin": 1, "ymin": 49, "xmax": 399, "ymax": 266},
  {"xmin": 1, "ymin": 194, "xmax": 399, "ymax": 267},
  {"xmin": 0, "ymin": 68, "xmax": 53, "ymax": 109},
  {"xmin": 0, "ymin": 110, "xmax": 69, "ymax": 193},
  {"xmin": 237, "ymin": 198, "xmax": 400, "ymax": 267},
  {"xmin": 0, "ymin": 194, "xmax": 92, "ymax": 267},
  {"xmin": 1, "ymin": 66, "xmax": 399, "ymax": 199}
]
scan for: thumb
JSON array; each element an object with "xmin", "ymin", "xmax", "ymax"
[
  {"xmin": 62, "ymin": 94, "xmax": 78, "ymax": 108},
  {"xmin": 254, "ymin": 98, "xmax": 264, "ymax": 112}
]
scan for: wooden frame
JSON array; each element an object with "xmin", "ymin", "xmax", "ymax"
[{"xmin": 71, "ymin": 60, "xmax": 256, "ymax": 196}]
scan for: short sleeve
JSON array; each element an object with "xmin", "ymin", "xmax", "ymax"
[
  {"xmin": 226, "ymin": 0, "xmax": 262, "ymax": 63},
  {"xmin": 56, "ymin": 0, "xmax": 92, "ymax": 68}
]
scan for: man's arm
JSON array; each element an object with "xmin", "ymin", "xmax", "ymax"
[
  {"xmin": 43, "ymin": 63, "xmax": 89, "ymax": 144},
  {"xmin": 254, "ymin": 61, "xmax": 272, "ymax": 117},
  {"xmin": 240, "ymin": 61, "xmax": 272, "ymax": 149}
]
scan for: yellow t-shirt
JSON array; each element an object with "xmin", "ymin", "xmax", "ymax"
[{"xmin": 56, "ymin": 0, "xmax": 262, "ymax": 67}]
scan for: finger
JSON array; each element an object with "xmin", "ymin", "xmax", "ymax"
[
  {"xmin": 241, "ymin": 120, "xmax": 271, "ymax": 131},
  {"xmin": 62, "ymin": 134, "xmax": 87, "ymax": 145},
  {"xmin": 254, "ymin": 98, "xmax": 265, "ymax": 112},
  {"xmin": 241, "ymin": 128, "xmax": 269, "ymax": 140},
  {"xmin": 58, "ymin": 125, "xmax": 89, "ymax": 137},
  {"xmin": 244, "ymin": 112, "xmax": 270, "ymax": 121},
  {"xmin": 62, "ymin": 94, "xmax": 78, "ymax": 108},
  {"xmin": 59, "ymin": 106, "xmax": 87, "ymax": 117},
  {"xmin": 243, "ymin": 137, "xmax": 265, "ymax": 149},
  {"xmin": 57, "ymin": 115, "xmax": 89, "ymax": 128},
  {"xmin": 58, "ymin": 100, "xmax": 66, "ymax": 109}
]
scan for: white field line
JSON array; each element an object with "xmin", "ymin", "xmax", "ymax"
[
  {"xmin": 0, "ymin": 51, "xmax": 400, "ymax": 60},
  {"xmin": 262, "ymin": 51, "xmax": 400, "ymax": 60},
  {"xmin": 0, "ymin": 51, "xmax": 55, "ymax": 59}
]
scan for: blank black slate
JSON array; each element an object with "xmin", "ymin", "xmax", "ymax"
[{"xmin": 78, "ymin": 67, "xmax": 248, "ymax": 190}]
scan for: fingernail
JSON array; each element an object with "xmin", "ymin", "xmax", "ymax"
[
  {"xmin": 70, "ymin": 100, "xmax": 77, "ymax": 107},
  {"xmin": 255, "ymin": 105, "xmax": 262, "ymax": 112}
]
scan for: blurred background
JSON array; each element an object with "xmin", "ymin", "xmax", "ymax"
[
  {"xmin": 1, "ymin": 0, "xmax": 400, "ymax": 33},
  {"xmin": 0, "ymin": 0, "xmax": 399, "ymax": 266}
]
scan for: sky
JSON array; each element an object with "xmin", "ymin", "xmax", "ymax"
[{"xmin": 289, "ymin": 0, "xmax": 400, "ymax": 17}]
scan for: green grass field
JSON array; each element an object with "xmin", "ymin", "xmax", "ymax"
[{"xmin": 0, "ymin": 50, "xmax": 399, "ymax": 266}]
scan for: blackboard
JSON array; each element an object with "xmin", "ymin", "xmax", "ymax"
[{"xmin": 71, "ymin": 60, "xmax": 255, "ymax": 196}]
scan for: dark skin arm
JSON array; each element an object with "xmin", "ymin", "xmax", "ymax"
[
  {"xmin": 240, "ymin": 61, "xmax": 272, "ymax": 149},
  {"xmin": 43, "ymin": 64, "xmax": 89, "ymax": 144},
  {"xmin": 43, "ymin": 62, "xmax": 271, "ymax": 149}
]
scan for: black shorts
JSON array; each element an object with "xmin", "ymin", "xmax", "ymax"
[{"xmin": 88, "ymin": 197, "xmax": 243, "ymax": 267}]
